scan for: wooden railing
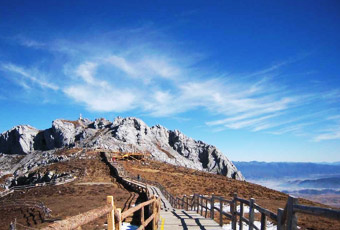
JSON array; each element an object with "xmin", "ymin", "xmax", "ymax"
[
  {"xmin": 41, "ymin": 195, "xmax": 161, "ymax": 230},
  {"xmin": 185, "ymin": 193, "xmax": 277, "ymax": 230},
  {"xmin": 163, "ymin": 192, "xmax": 340, "ymax": 230},
  {"xmin": 278, "ymin": 196, "xmax": 340, "ymax": 230},
  {"xmin": 106, "ymin": 154, "xmax": 340, "ymax": 230}
]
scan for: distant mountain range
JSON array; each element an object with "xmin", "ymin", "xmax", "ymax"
[
  {"xmin": 288, "ymin": 177, "xmax": 340, "ymax": 189},
  {"xmin": 234, "ymin": 161, "xmax": 340, "ymax": 179},
  {"xmin": 282, "ymin": 189, "xmax": 340, "ymax": 195}
]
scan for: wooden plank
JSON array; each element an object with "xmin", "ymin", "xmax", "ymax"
[
  {"xmin": 152, "ymin": 198, "xmax": 157, "ymax": 230},
  {"xmin": 205, "ymin": 198, "xmax": 208, "ymax": 218},
  {"xmin": 239, "ymin": 203, "xmax": 244, "ymax": 230},
  {"xmin": 140, "ymin": 206, "xmax": 144, "ymax": 229},
  {"xmin": 115, "ymin": 208, "xmax": 122, "ymax": 230},
  {"xmin": 241, "ymin": 216, "xmax": 250, "ymax": 225},
  {"xmin": 107, "ymin": 196, "xmax": 114, "ymax": 230},
  {"xmin": 220, "ymin": 197, "xmax": 233, "ymax": 204},
  {"xmin": 249, "ymin": 198, "xmax": 255, "ymax": 230},
  {"xmin": 232, "ymin": 193, "xmax": 237, "ymax": 230},
  {"xmin": 201, "ymin": 196, "xmax": 203, "ymax": 216},
  {"xmin": 294, "ymin": 204, "xmax": 340, "ymax": 220},
  {"xmin": 219, "ymin": 198, "xmax": 223, "ymax": 226},
  {"xmin": 121, "ymin": 199, "xmax": 154, "ymax": 220},
  {"xmin": 137, "ymin": 213, "xmax": 155, "ymax": 230},
  {"xmin": 260, "ymin": 213, "xmax": 267, "ymax": 230},
  {"xmin": 236, "ymin": 197, "xmax": 250, "ymax": 206},
  {"xmin": 41, "ymin": 204, "xmax": 113, "ymax": 230},
  {"xmin": 254, "ymin": 203, "xmax": 278, "ymax": 221},
  {"xmin": 211, "ymin": 196, "xmax": 215, "ymax": 220},
  {"xmin": 277, "ymin": 208, "xmax": 285, "ymax": 230},
  {"xmin": 221, "ymin": 211, "xmax": 233, "ymax": 219},
  {"xmin": 286, "ymin": 196, "xmax": 298, "ymax": 230}
]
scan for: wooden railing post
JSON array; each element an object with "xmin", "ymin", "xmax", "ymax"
[
  {"xmin": 200, "ymin": 196, "xmax": 203, "ymax": 216},
  {"xmin": 140, "ymin": 206, "xmax": 144, "ymax": 230},
  {"xmin": 182, "ymin": 196, "xmax": 185, "ymax": 209},
  {"xmin": 239, "ymin": 202, "xmax": 244, "ymax": 230},
  {"xmin": 115, "ymin": 208, "xmax": 122, "ymax": 230},
  {"xmin": 260, "ymin": 213, "xmax": 267, "ymax": 230},
  {"xmin": 190, "ymin": 195, "xmax": 193, "ymax": 210},
  {"xmin": 211, "ymin": 195, "xmax": 215, "ymax": 220},
  {"xmin": 152, "ymin": 197, "xmax": 157, "ymax": 230},
  {"xmin": 184, "ymin": 195, "xmax": 187, "ymax": 210},
  {"xmin": 205, "ymin": 198, "xmax": 208, "ymax": 218},
  {"xmin": 249, "ymin": 198, "xmax": 255, "ymax": 230},
  {"xmin": 186, "ymin": 196, "xmax": 189, "ymax": 210},
  {"xmin": 232, "ymin": 193, "xmax": 237, "ymax": 230},
  {"xmin": 107, "ymin": 196, "xmax": 115, "ymax": 230},
  {"xmin": 286, "ymin": 196, "xmax": 298, "ymax": 230},
  {"xmin": 219, "ymin": 197, "xmax": 223, "ymax": 226},
  {"xmin": 157, "ymin": 197, "xmax": 161, "ymax": 228},
  {"xmin": 277, "ymin": 208, "xmax": 284, "ymax": 230},
  {"xmin": 198, "ymin": 196, "xmax": 200, "ymax": 214}
]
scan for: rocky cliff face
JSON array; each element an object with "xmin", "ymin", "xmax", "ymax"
[
  {"xmin": 0, "ymin": 125, "xmax": 39, "ymax": 155},
  {"xmin": 0, "ymin": 117, "xmax": 244, "ymax": 180}
]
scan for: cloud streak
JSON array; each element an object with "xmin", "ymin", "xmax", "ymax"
[
  {"xmin": 3, "ymin": 32, "xmax": 340, "ymax": 142},
  {"xmin": 1, "ymin": 63, "xmax": 59, "ymax": 90}
]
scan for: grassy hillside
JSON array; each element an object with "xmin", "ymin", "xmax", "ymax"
[{"xmin": 122, "ymin": 160, "xmax": 340, "ymax": 230}]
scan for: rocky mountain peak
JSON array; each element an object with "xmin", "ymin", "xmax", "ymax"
[{"xmin": 0, "ymin": 116, "xmax": 244, "ymax": 180}]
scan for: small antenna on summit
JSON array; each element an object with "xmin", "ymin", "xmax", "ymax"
[{"xmin": 79, "ymin": 113, "xmax": 82, "ymax": 120}]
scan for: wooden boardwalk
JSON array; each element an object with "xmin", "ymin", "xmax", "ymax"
[
  {"xmin": 159, "ymin": 209, "xmax": 224, "ymax": 230},
  {"xmin": 106, "ymin": 155, "xmax": 340, "ymax": 230},
  {"xmin": 146, "ymin": 183, "xmax": 224, "ymax": 229}
]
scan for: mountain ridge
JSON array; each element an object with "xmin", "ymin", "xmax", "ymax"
[{"xmin": 0, "ymin": 116, "xmax": 243, "ymax": 180}]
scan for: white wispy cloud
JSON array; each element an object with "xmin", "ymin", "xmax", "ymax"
[
  {"xmin": 1, "ymin": 63, "xmax": 59, "ymax": 90},
  {"xmin": 64, "ymin": 85, "xmax": 136, "ymax": 112},
  {"xmin": 313, "ymin": 116, "xmax": 340, "ymax": 141},
  {"xmin": 16, "ymin": 36, "xmax": 46, "ymax": 48},
  {"xmin": 4, "ymin": 33, "xmax": 340, "ymax": 142},
  {"xmin": 75, "ymin": 62, "xmax": 98, "ymax": 84},
  {"xmin": 269, "ymin": 122, "xmax": 314, "ymax": 135},
  {"xmin": 314, "ymin": 128, "xmax": 340, "ymax": 141}
]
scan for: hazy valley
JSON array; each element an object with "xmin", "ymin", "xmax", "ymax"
[{"xmin": 234, "ymin": 161, "xmax": 340, "ymax": 207}]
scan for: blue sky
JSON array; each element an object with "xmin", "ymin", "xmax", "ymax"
[{"xmin": 0, "ymin": 1, "xmax": 340, "ymax": 162}]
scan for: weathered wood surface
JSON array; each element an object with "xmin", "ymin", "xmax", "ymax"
[
  {"xmin": 40, "ymin": 204, "xmax": 113, "ymax": 230},
  {"xmin": 121, "ymin": 198, "xmax": 155, "ymax": 220},
  {"xmin": 159, "ymin": 210, "xmax": 224, "ymax": 230},
  {"xmin": 294, "ymin": 204, "xmax": 340, "ymax": 219},
  {"xmin": 106, "ymin": 155, "xmax": 340, "ymax": 230}
]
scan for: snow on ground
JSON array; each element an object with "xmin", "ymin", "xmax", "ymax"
[
  {"xmin": 207, "ymin": 202, "xmax": 259, "ymax": 214},
  {"xmin": 222, "ymin": 221, "xmax": 276, "ymax": 230},
  {"xmin": 121, "ymin": 222, "xmax": 138, "ymax": 230}
]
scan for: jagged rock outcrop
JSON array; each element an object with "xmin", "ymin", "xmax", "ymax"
[
  {"xmin": 0, "ymin": 125, "xmax": 39, "ymax": 155},
  {"xmin": 0, "ymin": 117, "xmax": 244, "ymax": 180}
]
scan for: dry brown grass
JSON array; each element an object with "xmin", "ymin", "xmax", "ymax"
[
  {"xmin": 156, "ymin": 144, "xmax": 175, "ymax": 159},
  {"xmin": 54, "ymin": 148, "xmax": 82, "ymax": 156},
  {"xmin": 122, "ymin": 159, "xmax": 340, "ymax": 230},
  {"xmin": 0, "ymin": 156, "xmax": 139, "ymax": 230},
  {"xmin": 60, "ymin": 120, "xmax": 83, "ymax": 128}
]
